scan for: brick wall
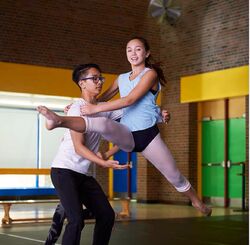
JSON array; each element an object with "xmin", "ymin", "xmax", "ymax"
[
  {"xmin": 159, "ymin": 0, "xmax": 248, "ymax": 203},
  {"xmin": 0, "ymin": 0, "xmax": 160, "ymax": 74},
  {"xmin": 95, "ymin": 140, "xmax": 109, "ymax": 194}
]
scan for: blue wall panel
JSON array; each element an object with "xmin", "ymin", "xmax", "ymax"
[{"xmin": 113, "ymin": 150, "xmax": 137, "ymax": 193}]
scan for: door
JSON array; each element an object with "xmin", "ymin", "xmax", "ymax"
[{"xmin": 201, "ymin": 97, "xmax": 246, "ymax": 207}]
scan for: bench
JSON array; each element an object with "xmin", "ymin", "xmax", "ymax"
[
  {"xmin": 0, "ymin": 168, "xmax": 59, "ymax": 224},
  {"xmin": 0, "ymin": 187, "xmax": 59, "ymax": 224}
]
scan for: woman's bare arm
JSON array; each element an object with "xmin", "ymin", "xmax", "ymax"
[
  {"xmin": 97, "ymin": 79, "xmax": 119, "ymax": 102},
  {"xmin": 81, "ymin": 69, "xmax": 158, "ymax": 115}
]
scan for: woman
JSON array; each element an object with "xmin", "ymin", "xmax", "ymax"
[{"xmin": 39, "ymin": 37, "xmax": 211, "ymax": 216}]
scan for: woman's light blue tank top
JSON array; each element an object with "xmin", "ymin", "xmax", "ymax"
[{"xmin": 118, "ymin": 68, "xmax": 161, "ymax": 131}]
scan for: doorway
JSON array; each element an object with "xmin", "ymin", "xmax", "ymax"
[{"xmin": 200, "ymin": 97, "xmax": 246, "ymax": 207}]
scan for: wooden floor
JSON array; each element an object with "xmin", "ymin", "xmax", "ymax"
[{"xmin": 0, "ymin": 200, "xmax": 248, "ymax": 244}]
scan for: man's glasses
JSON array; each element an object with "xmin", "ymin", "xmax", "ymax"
[{"xmin": 80, "ymin": 76, "xmax": 105, "ymax": 84}]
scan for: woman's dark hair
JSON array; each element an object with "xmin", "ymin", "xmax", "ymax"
[
  {"xmin": 127, "ymin": 36, "xmax": 167, "ymax": 86},
  {"xmin": 72, "ymin": 63, "xmax": 102, "ymax": 88}
]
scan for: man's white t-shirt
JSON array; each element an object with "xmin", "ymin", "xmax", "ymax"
[{"xmin": 51, "ymin": 98, "xmax": 122, "ymax": 175}]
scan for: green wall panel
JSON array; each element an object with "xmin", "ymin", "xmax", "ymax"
[
  {"xmin": 202, "ymin": 165, "xmax": 243, "ymax": 198},
  {"xmin": 202, "ymin": 166, "xmax": 224, "ymax": 197},
  {"xmin": 229, "ymin": 165, "xmax": 243, "ymax": 198},
  {"xmin": 202, "ymin": 120, "xmax": 224, "ymax": 164},
  {"xmin": 202, "ymin": 118, "xmax": 246, "ymax": 198},
  {"xmin": 228, "ymin": 118, "xmax": 246, "ymax": 163}
]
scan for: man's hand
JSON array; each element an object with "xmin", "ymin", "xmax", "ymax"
[
  {"xmin": 80, "ymin": 103, "xmax": 99, "ymax": 115},
  {"xmin": 102, "ymin": 160, "xmax": 129, "ymax": 170},
  {"xmin": 64, "ymin": 103, "xmax": 72, "ymax": 115}
]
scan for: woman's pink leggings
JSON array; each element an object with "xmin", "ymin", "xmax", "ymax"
[{"xmin": 85, "ymin": 117, "xmax": 191, "ymax": 192}]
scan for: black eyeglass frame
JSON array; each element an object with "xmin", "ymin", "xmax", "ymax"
[{"xmin": 80, "ymin": 76, "xmax": 105, "ymax": 84}]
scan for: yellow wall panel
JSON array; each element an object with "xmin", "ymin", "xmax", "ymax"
[
  {"xmin": 181, "ymin": 66, "xmax": 249, "ymax": 103},
  {"xmin": 0, "ymin": 62, "xmax": 161, "ymax": 104},
  {"xmin": 0, "ymin": 62, "xmax": 118, "ymax": 98},
  {"xmin": 0, "ymin": 62, "xmax": 161, "ymax": 105}
]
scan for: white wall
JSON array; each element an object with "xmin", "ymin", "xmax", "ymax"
[{"xmin": 0, "ymin": 92, "xmax": 75, "ymax": 188}]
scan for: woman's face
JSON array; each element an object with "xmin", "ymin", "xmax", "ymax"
[
  {"xmin": 79, "ymin": 67, "xmax": 104, "ymax": 96},
  {"xmin": 126, "ymin": 39, "xmax": 150, "ymax": 66}
]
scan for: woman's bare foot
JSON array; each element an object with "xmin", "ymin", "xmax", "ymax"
[
  {"xmin": 37, "ymin": 106, "xmax": 62, "ymax": 130},
  {"xmin": 192, "ymin": 203, "xmax": 212, "ymax": 216}
]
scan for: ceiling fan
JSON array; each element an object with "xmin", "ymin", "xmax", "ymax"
[{"xmin": 149, "ymin": 0, "xmax": 182, "ymax": 25}]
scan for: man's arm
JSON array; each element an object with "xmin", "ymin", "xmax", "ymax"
[
  {"xmin": 97, "ymin": 145, "xmax": 120, "ymax": 160},
  {"xmin": 70, "ymin": 130, "xmax": 128, "ymax": 169}
]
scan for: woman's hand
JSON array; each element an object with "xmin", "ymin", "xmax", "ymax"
[
  {"xmin": 162, "ymin": 109, "xmax": 171, "ymax": 124},
  {"xmin": 80, "ymin": 103, "xmax": 99, "ymax": 115}
]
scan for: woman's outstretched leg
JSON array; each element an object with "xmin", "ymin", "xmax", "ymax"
[
  {"xmin": 37, "ymin": 106, "xmax": 86, "ymax": 132},
  {"xmin": 37, "ymin": 106, "xmax": 135, "ymax": 152},
  {"xmin": 142, "ymin": 133, "xmax": 212, "ymax": 216},
  {"xmin": 84, "ymin": 116, "xmax": 134, "ymax": 152}
]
